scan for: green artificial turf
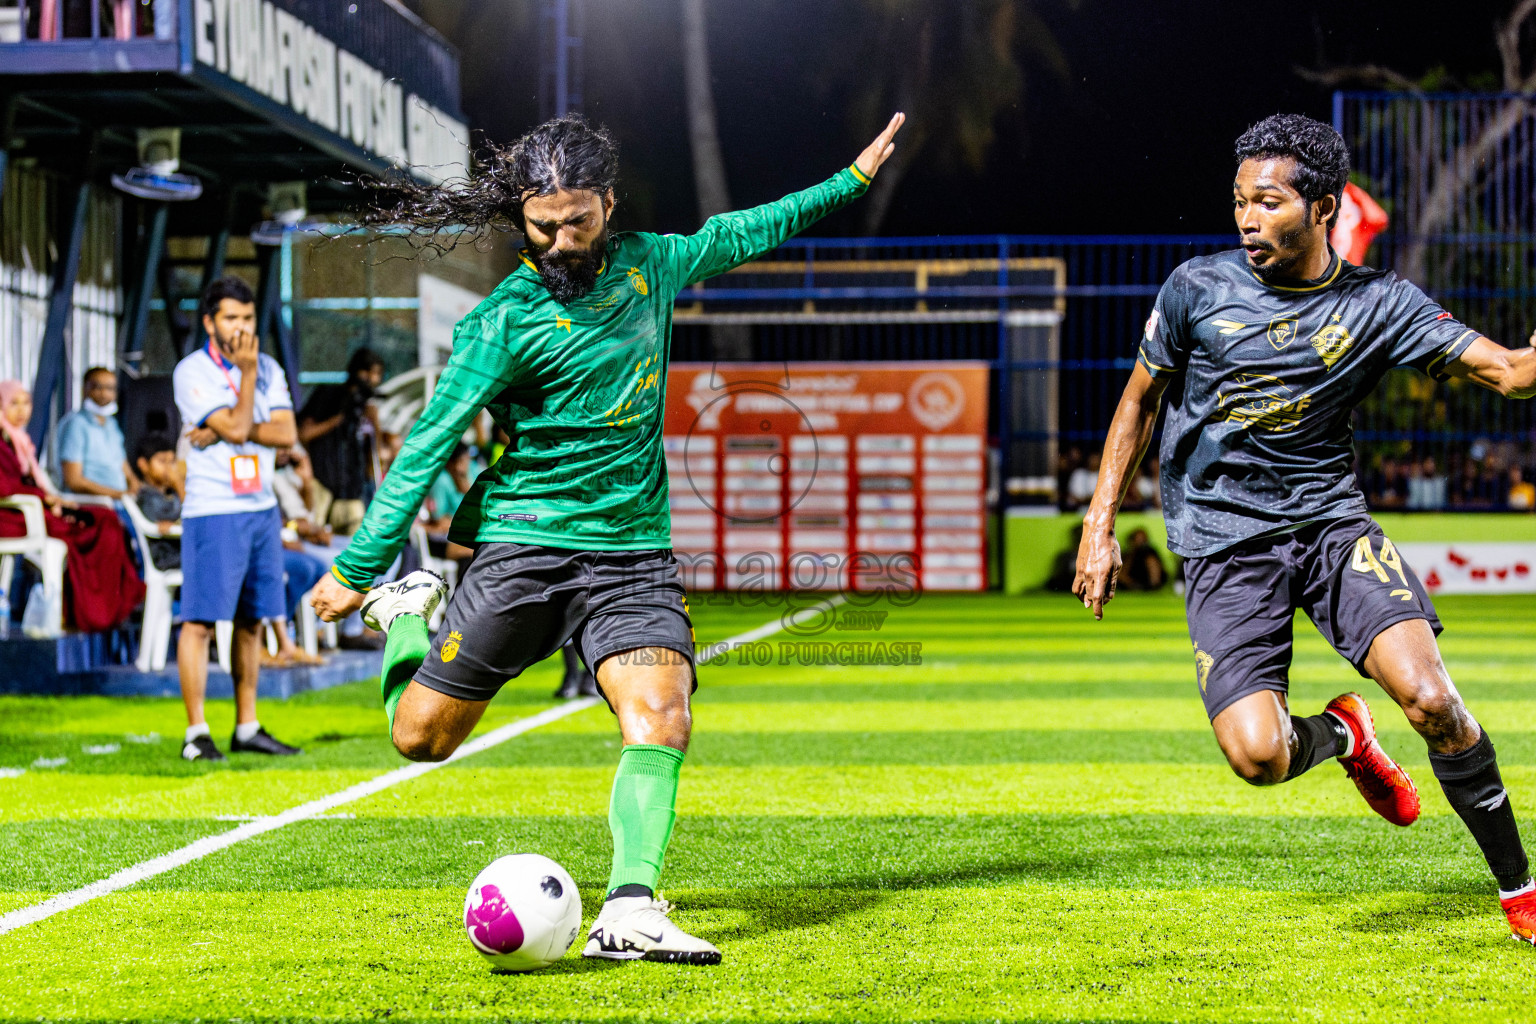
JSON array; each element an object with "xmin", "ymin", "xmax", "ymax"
[{"xmin": 1, "ymin": 591, "xmax": 1534, "ymax": 1022}]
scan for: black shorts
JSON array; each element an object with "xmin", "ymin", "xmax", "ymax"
[
  {"xmin": 414, "ymin": 543, "xmax": 697, "ymax": 703},
  {"xmin": 1182, "ymin": 514, "xmax": 1441, "ymax": 720}
]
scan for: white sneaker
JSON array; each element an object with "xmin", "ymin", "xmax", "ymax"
[
  {"xmin": 581, "ymin": 896, "xmax": 721, "ymax": 965},
  {"xmin": 360, "ymin": 569, "xmax": 447, "ymax": 632}
]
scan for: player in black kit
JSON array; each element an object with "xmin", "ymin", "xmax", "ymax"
[{"xmin": 1075, "ymin": 114, "xmax": 1536, "ymax": 944}]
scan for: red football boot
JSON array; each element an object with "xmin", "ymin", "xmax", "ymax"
[
  {"xmin": 1502, "ymin": 887, "xmax": 1536, "ymax": 945},
  {"xmin": 1324, "ymin": 692, "xmax": 1420, "ymax": 827}
]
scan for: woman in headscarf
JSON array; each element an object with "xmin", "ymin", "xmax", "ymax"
[{"xmin": 0, "ymin": 380, "xmax": 145, "ymax": 632}]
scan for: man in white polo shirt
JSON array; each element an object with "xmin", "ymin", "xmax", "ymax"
[{"xmin": 172, "ymin": 276, "xmax": 302, "ymax": 762}]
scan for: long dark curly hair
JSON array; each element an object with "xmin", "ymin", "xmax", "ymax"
[{"xmin": 362, "ymin": 115, "xmax": 619, "ymax": 254}]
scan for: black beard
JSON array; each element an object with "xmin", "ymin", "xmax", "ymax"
[
  {"xmin": 1249, "ymin": 250, "xmax": 1296, "ymax": 282},
  {"xmin": 531, "ymin": 229, "xmax": 609, "ymax": 304},
  {"xmin": 1247, "ymin": 223, "xmax": 1314, "ymax": 282}
]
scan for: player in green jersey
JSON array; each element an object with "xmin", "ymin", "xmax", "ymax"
[{"xmin": 311, "ymin": 112, "xmax": 905, "ymax": 964}]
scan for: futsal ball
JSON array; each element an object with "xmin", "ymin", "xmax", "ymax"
[{"xmin": 463, "ymin": 854, "xmax": 583, "ymax": 971}]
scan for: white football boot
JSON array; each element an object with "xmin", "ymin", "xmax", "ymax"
[
  {"xmin": 360, "ymin": 569, "xmax": 448, "ymax": 632},
  {"xmin": 582, "ymin": 896, "xmax": 722, "ymax": 965}
]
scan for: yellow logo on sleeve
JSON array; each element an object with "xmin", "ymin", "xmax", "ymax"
[{"xmin": 441, "ymin": 631, "xmax": 463, "ymax": 663}]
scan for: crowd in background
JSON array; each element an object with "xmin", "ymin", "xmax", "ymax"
[
  {"xmin": 1057, "ymin": 445, "xmax": 1161, "ymax": 513},
  {"xmin": 9, "ymin": 352, "xmax": 1536, "ymax": 639},
  {"xmin": 1047, "ymin": 439, "xmax": 1536, "ymax": 597},
  {"xmin": 1058, "ymin": 442, "xmax": 1536, "ymax": 516},
  {"xmin": 0, "ymin": 344, "xmax": 484, "ymax": 659},
  {"xmin": 1358, "ymin": 446, "xmax": 1536, "ymax": 512}
]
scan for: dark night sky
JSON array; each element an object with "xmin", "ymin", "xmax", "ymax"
[{"xmin": 416, "ymin": 0, "xmax": 1520, "ymax": 238}]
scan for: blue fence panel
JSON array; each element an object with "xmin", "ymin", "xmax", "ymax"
[
  {"xmin": 1338, "ymin": 92, "xmax": 1536, "ymax": 509},
  {"xmin": 667, "ymin": 233, "xmax": 1232, "ymax": 504}
]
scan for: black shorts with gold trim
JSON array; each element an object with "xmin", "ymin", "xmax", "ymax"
[
  {"xmin": 1182, "ymin": 514, "xmax": 1441, "ymax": 720},
  {"xmin": 415, "ymin": 543, "xmax": 696, "ymax": 704}
]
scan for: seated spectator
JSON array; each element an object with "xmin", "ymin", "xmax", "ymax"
[
  {"xmin": 1368, "ymin": 456, "xmax": 1407, "ymax": 509},
  {"xmin": 1066, "ymin": 451, "xmax": 1101, "ymax": 510},
  {"xmin": 266, "ymin": 540, "xmax": 327, "ymax": 667},
  {"xmin": 1406, "ymin": 455, "xmax": 1449, "ymax": 511},
  {"xmin": 57, "ymin": 367, "xmax": 138, "ymax": 499},
  {"xmin": 424, "ymin": 442, "xmax": 476, "ymax": 574},
  {"xmin": 1132, "ymin": 457, "xmax": 1161, "ymax": 511},
  {"xmin": 1056, "ymin": 445, "xmax": 1083, "ymax": 511},
  {"xmin": 273, "ymin": 446, "xmax": 336, "ymax": 549},
  {"xmin": 1453, "ymin": 459, "xmax": 1495, "ymax": 509},
  {"xmin": 272, "ymin": 444, "xmax": 383, "ymax": 651},
  {"xmin": 1046, "ymin": 523, "xmax": 1085, "ymax": 592},
  {"xmin": 1509, "ymin": 466, "xmax": 1535, "ymax": 512},
  {"xmin": 297, "ymin": 348, "xmax": 386, "ymax": 535},
  {"xmin": 426, "ymin": 443, "xmax": 472, "ymax": 532},
  {"xmin": 133, "ymin": 433, "xmax": 182, "ymax": 570},
  {"xmin": 1120, "ymin": 528, "xmax": 1167, "ymax": 591},
  {"xmin": 0, "ymin": 379, "xmax": 144, "ymax": 631}
]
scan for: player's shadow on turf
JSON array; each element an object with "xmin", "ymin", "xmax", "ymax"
[
  {"xmin": 1327, "ymin": 892, "xmax": 1491, "ymax": 934},
  {"xmin": 661, "ymin": 887, "xmax": 888, "ymax": 946}
]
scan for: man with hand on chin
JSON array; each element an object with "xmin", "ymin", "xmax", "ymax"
[{"xmin": 171, "ymin": 276, "xmax": 302, "ymax": 763}]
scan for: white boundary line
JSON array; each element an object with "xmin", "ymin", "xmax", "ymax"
[{"xmin": 0, "ymin": 597, "xmax": 843, "ymax": 937}]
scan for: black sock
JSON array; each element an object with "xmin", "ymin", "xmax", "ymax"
[
  {"xmin": 1284, "ymin": 713, "xmax": 1347, "ymax": 781},
  {"xmin": 1430, "ymin": 731, "xmax": 1532, "ymax": 892},
  {"xmin": 606, "ymin": 883, "xmax": 653, "ymax": 901}
]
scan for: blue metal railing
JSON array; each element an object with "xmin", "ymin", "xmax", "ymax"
[
  {"xmin": 3, "ymin": 0, "xmax": 461, "ymax": 114},
  {"xmin": 1337, "ymin": 91, "xmax": 1536, "ymax": 500}
]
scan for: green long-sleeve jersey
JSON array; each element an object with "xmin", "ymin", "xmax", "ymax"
[{"xmin": 330, "ymin": 163, "xmax": 872, "ymax": 592}]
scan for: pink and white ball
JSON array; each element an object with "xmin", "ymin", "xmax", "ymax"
[{"xmin": 463, "ymin": 854, "xmax": 583, "ymax": 971}]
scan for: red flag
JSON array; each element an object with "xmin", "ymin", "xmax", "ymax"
[{"xmin": 1330, "ymin": 182, "xmax": 1389, "ymax": 265}]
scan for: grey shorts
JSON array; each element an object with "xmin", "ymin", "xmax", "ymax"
[
  {"xmin": 414, "ymin": 543, "xmax": 697, "ymax": 703},
  {"xmin": 1182, "ymin": 514, "xmax": 1442, "ymax": 720}
]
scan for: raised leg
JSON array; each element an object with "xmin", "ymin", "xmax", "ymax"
[{"xmin": 1211, "ymin": 689, "xmax": 1294, "ymax": 785}]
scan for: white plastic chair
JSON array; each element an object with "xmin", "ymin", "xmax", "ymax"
[
  {"xmin": 0, "ymin": 494, "xmax": 68, "ymax": 637},
  {"xmin": 119, "ymin": 496, "xmax": 183, "ymax": 672},
  {"xmin": 296, "ymin": 585, "xmax": 338, "ymax": 656}
]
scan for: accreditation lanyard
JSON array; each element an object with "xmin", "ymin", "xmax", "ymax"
[
  {"xmin": 207, "ymin": 342, "xmax": 262, "ymax": 495},
  {"xmin": 208, "ymin": 341, "xmax": 242, "ymax": 394}
]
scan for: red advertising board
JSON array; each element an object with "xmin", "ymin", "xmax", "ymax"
[{"xmin": 663, "ymin": 362, "xmax": 990, "ymax": 591}]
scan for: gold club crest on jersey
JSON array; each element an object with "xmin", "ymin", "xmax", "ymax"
[
  {"xmin": 1267, "ymin": 315, "xmax": 1300, "ymax": 350},
  {"xmin": 441, "ymin": 631, "xmax": 463, "ymax": 663},
  {"xmin": 627, "ymin": 268, "xmax": 649, "ymax": 295},
  {"xmin": 1311, "ymin": 316, "xmax": 1355, "ymax": 368}
]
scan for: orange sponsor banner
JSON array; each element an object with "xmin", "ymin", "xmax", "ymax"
[{"xmin": 663, "ymin": 362, "xmax": 990, "ymax": 591}]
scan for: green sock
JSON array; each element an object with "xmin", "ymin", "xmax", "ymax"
[
  {"xmin": 606, "ymin": 744, "xmax": 686, "ymax": 896},
  {"xmin": 380, "ymin": 614, "xmax": 430, "ymax": 729}
]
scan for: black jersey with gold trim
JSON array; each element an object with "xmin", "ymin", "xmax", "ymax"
[{"xmin": 1137, "ymin": 247, "xmax": 1477, "ymax": 558}]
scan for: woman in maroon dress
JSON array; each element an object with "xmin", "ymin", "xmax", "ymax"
[{"xmin": 0, "ymin": 380, "xmax": 144, "ymax": 632}]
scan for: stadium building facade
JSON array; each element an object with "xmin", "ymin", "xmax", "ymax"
[{"xmin": 0, "ymin": 0, "xmax": 469, "ymax": 451}]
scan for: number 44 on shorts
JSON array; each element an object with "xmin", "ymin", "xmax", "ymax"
[{"xmin": 1352, "ymin": 535, "xmax": 1416, "ymax": 601}]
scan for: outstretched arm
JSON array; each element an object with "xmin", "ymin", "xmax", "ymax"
[
  {"xmin": 1073, "ymin": 364, "xmax": 1170, "ymax": 620},
  {"xmin": 1444, "ymin": 332, "xmax": 1536, "ymax": 398},
  {"xmin": 663, "ymin": 113, "xmax": 905, "ymax": 287},
  {"xmin": 314, "ymin": 315, "xmax": 519, "ymax": 620}
]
